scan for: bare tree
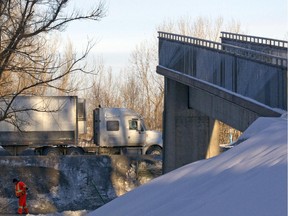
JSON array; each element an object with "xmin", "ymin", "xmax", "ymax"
[
  {"xmin": 158, "ymin": 16, "xmax": 242, "ymax": 41},
  {"xmin": 0, "ymin": 0, "xmax": 106, "ymax": 125},
  {"xmin": 121, "ymin": 16, "xmax": 243, "ymax": 131},
  {"xmin": 85, "ymin": 16, "xmax": 243, "ymax": 132},
  {"xmin": 55, "ymin": 40, "xmax": 87, "ymax": 96},
  {"xmin": 121, "ymin": 40, "xmax": 164, "ymax": 130},
  {"xmin": 120, "ymin": 73, "xmax": 141, "ymax": 111},
  {"xmin": 89, "ymin": 57, "xmax": 121, "ymax": 109}
]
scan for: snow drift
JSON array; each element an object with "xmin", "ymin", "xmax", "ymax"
[{"xmin": 89, "ymin": 116, "xmax": 287, "ymax": 216}]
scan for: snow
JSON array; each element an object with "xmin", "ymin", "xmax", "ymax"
[
  {"xmin": 27, "ymin": 210, "xmax": 90, "ymax": 216},
  {"xmin": 25, "ymin": 115, "xmax": 287, "ymax": 216},
  {"xmin": 87, "ymin": 115, "xmax": 287, "ymax": 216}
]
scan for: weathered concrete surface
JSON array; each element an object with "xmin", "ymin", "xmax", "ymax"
[
  {"xmin": 0, "ymin": 155, "xmax": 162, "ymax": 214},
  {"xmin": 162, "ymin": 78, "xmax": 221, "ymax": 173},
  {"xmin": 158, "ymin": 32, "xmax": 287, "ymax": 110},
  {"xmin": 159, "ymin": 66, "xmax": 283, "ymax": 173},
  {"xmin": 157, "ymin": 66, "xmax": 282, "ymax": 132},
  {"xmin": 158, "ymin": 32, "xmax": 286, "ymax": 173}
]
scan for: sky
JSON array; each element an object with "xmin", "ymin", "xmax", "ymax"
[
  {"xmin": 87, "ymin": 114, "xmax": 288, "ymax": 216},
  {"xmin": 61, "ymin": 0, "xmax": 288, "ymax": 74}
]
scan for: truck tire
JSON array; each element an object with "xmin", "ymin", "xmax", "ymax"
[
  {"xmin": 67, "ymin": 147, "xmax": 84, "ymax": 155},
  {"xmin": 146, "ymin": 146, "xmax": 162, "ymax": 156},
  {"xmin": 43, "ymin": 147, "xmax": 62, "ymax": 156}
]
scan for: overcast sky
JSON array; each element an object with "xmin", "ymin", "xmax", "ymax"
[{"xmin": 61, "ymin": 0, "xmax": 288, "ymax": 74}]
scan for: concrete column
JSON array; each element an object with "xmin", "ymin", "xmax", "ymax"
[
  {"xmin": 206, "ymin": 119, "xmax": 221, "ymax": 159},
  {"xmin": 162, "ymin": 78, "xmax": 177, "ymax": 173},
  {"xmin": 163, "ymin": 78, "xmax": 220, "ymax": 173}
]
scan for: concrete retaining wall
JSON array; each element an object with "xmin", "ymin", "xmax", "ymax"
[{"xmin": 0, "ymin": 155, "xmax": 162, "ymax": 214}]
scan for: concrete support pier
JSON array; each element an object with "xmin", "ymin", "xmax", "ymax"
[{"xmin": 163, "ymin": 79, "xmax": 220, "ymax": 173}]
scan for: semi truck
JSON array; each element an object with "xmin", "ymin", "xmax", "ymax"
[{"xmin": 0, "ymin": 96, "xmax": 163, "ymax": 156}]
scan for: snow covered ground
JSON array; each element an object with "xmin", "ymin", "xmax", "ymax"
[
  {"xmin": 26, "ymin": 114, "xmax": 287, "ymax": 216},
  {"xmin": 24, "ymin": 210, "xmax": 90, "ymax": 216},
  {"xmin": 87, "ymin": 115, "xmax": 287, "ymax": 216}
]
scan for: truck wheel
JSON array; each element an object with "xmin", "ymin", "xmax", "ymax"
[
  {"xmin": 67, "ymin": 147, "xmax": 84, "ymax": 155},
  {"xmin": 146, "ymin": 146, "xmax": 162, "ymax": 156},
  {"xmin": 43, "ymin": 147, "xmax": 62, "ymax": 156}
]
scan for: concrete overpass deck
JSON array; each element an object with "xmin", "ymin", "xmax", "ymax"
[
  {"xmin": 157, "ymin": 65, "xmax": 283, "ymax": 132},
  {"xmin": 158, "ymin": 31, "xmax": 287, "ymax": 173}
]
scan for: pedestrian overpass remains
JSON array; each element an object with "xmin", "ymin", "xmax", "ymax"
[{"xmin": 157, "ymin": 32, "xmax": 287, "ymax": 173}]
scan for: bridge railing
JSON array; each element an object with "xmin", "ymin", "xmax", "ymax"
[
  {"xmin": 220, "ymin": 31, "xmax": 288, "ymax": 48},
  {"xmin": 158, "ymin": 31, "xmax": 287, "ymax": 68}
]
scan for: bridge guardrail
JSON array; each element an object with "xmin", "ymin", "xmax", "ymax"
[
  {"xmin": 220, "ymin": 32, "xmax": 287, "ymax": 48},
  {"xmin": 158, "ymin": 31, "xmax": 287, "ymax": 68}
]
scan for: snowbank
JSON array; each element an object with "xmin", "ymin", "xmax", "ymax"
[
  {"xmin": 28, "ymin": 210, "xmax": 90, "ymax": 216},
  {"xmin": 88, "ymin": 116, "xmax": 287, "ymax": 216}
]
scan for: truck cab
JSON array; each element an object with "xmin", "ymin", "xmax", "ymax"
[{"xmin": 93, "ymin": 107, "xmax": 162, "ymax": 155}]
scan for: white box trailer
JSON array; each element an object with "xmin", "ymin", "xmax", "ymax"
[
  {"xmin": 0, "ymin": 96, "xmax": 162, "ymax": 156},
  {"xmin": 0, "ymin": 96, "xmax": 85, "ymax": 155}
]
